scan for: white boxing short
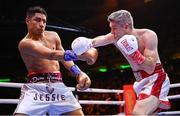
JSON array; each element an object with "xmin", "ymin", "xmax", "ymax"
[
  {"xmin": 14, "ymin": 83, "xmax": 81, "ymax": 115},
  {"xmin": 14, "ymin": 72, "xmax": 81, "ymax": 115},
  {"xmin": 133, "ymin": 63, "xmax": 171, "ymax": 110}
]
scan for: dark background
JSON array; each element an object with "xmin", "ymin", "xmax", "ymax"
[{"xmin": 0, "ymin": 0, "xmax": 180, "ymax": 115}]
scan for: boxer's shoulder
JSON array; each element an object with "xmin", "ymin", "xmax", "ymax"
[
  {"xmin": 45, "ymin": 31, "xmax": 61, "ymax": 41},
  {"xmin": 45, "ymin": 30, "xmax": 57, "ymax": 35}
]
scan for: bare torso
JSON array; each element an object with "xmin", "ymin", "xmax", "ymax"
[{"xmin": 19, "ymin": 31, "xmax": 60, "ymax": 73}]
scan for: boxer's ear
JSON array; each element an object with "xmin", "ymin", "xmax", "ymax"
[{"xmin": 26, "ymin": 18, "xmax": 29, "ymax": 24}]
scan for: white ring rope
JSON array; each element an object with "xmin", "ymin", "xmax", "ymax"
[
  {"xmin": 1, "ymin": 82, "xmax": 180, "ymax": 93},
  {"xmin": 158, "ymin": 111, "xmax": 180, "ymax": 115},
  {"xmin": 167, "ymin": 94, "xmax": 180, "ymax": 100},
  {"xmin": 79, "ymin": 100, "xmax": 124, "ymax": 105},
  {"xmin": 170, "ymin": 83, "xmax": 180, "ymax": 88},
  {"xmin": 0, "ymin": 82, "xmax": 22, "ymax": 88},
  {"xmin": 0, "ymin": 82, "xmax": 180, "ymax": 100},
  {"xmin": 0, "ymin": 82, "xmax": 123, "ymax": 93},
  {"xmin": 0, "ymin": 99, "xmax": 18, "ymax": 104},
  {"xmin": 0, "ymin": 99, "xmax": 124, "ymax": 105},
  {"xmin": 76, "ymin": 88, "xmax": 123, "ymax": 93},
  {"xmin": 0, "ymin": 99, "xmax": 179, "ymax": 115}
]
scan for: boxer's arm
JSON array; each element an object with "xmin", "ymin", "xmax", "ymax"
[
  {"xmin": 18, "ymin": 39, "xmax": 77, "ymax": 61},
  {"xmin": 91, "ymin": 33, "xmax": 115, "ymax": 47},
  {"xmin": 55, "ymin": 33, "xmax": 89, "ymax": 76},
  {"xmin": 71, "ymin": 33, "xmax": 114, "ymax": 55},
  {"xmin": 117, "ymin": 35, "xmax": 146, "ymax": 64},
  {"xmin": 61, "ymin": 58, "xmax": 91, "ymax": 90},
  {"xmin": 60, "ymin": 52, "xmax": 91, "ymax": 90},
  {"xmin": 18, "ymin": 40, "xmax": 64, "ymax": 60},
  {"xmin": 138, "ymin": 33, "xmax": 158, "ymax": 74},
  {"xmin": 55, "ymin": 33, "xmax": 80, "ymax": 74},
  {"xmin": 55, "ymin": 32, "xmax": 76, "ymax": 70},
  {"xmin": 117, "ymin": 33, "xmax": 158, "ymax": 74},
  {"xmin": 56, "ymin": 35, "xmax": 91, "ymax": 90},
  {"xmin": 57, "ymin": 39, "xmax": 91, "ymax": 90}
]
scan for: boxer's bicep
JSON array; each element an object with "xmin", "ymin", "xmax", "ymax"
[
  {"xmin": 140, "ymin": 33, "xmax": 158, "ymax": 73},
  {"xmin": 143, "ymin": 33, "xmax": 158, "ymax": 63}
]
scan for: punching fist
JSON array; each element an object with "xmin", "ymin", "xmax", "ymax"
[
  {"xmin": 76, "ymin": 72, "xmax": 91, "ymax": 90},
  {"xmin": 71, "ymin": 37, "xmax": 92, "ymax": 55},
  {"xmin": 83, "ymin": 47, "xmax": 98, "ymax": 65},
  {"xmin": 78, "ymin": 47, "xmax": 98, "ymax": 65}
]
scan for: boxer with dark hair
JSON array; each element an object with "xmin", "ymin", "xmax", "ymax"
[{"xmin": 14, "ymin": 6, "xmax": 97, "ymax": 116}]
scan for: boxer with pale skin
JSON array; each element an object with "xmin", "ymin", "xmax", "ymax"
[
  {"xmin": 14, "ymin": 6, "xmax": 98, "ymax": 116},
  {"xmin": 71, "ymin": 10, "xmax": 171, "ymax": 115}
]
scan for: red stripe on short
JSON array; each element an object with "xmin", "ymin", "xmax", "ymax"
[{"xmin": 151, "ymin": 72, "xmax": 166, "ymax": 97}]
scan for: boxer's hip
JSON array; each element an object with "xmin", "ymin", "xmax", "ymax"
[{"xmin": 133, "ymin": 63, "xmax": 165, "ymax": 82}]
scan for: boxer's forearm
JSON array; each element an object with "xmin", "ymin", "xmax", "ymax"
[
  {"xmin": 92, "ymin": 35, "xmax": 108, "ymax": 47},
  {"xmin": 49, "ymin": 50, "xmax": 77, "ymax": 61},
  {"xmin": 92, "ymin": 33, "xmax": 114, "ymax": 47},
  {"xmin": 48, "ymin": 50, "xmax": 65, "ymax": 60}
]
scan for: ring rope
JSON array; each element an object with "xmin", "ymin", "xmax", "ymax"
[
  {"xmin": 0, "ymin": 99, "xmax": 179, "ymax": 114},
  {"xmin": 79, "ymin": 100, "xmax": 124, "ymax": 105},
  {"xmin": 0, "ymin": 82, "xmax": 180, "ymax": 99},
  {"xmin": 170, "ymin": 83, "xmax": 180, "ymax": 88},
  {"xmin": 0, "ymin": 99, "xmax": 18, "ymax": 104},
  {"xmin": 0, "ymin": 82, "xmax": 123, "ymax": 93},
  {"xmin": 0, "ymin": 99, "xmax": 124, "ymax": 105},
  {"xmin": 0, "ymin": 82, "xmax": 22, "ymax": 88},
  {"xmin": 1, "ymin": 82, "xmax": 180, "ymax": 92},
  {"xmin": 158, "ymin": 111, "xmax": 180, "ymax": 115},
  {"xmin": 76, "ymin": 88, "xmax": 123, "ymax": 93},
  {"xmin": 167, "ymin": 94, "xmax": 180, "ymax": 100}
]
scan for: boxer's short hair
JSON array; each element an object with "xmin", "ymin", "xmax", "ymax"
[
  {"xmin": 26, "ymin": 6, "xmax": 47, "ymax": 18},
  {"xmin": 107, "ymin": 10, "xmax": 133, "ymax": 28}
]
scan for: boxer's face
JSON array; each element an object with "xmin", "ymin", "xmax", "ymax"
[
  {"xmin": 26, "ymin": 13, "xmax": 47, "ymax": 35},
  {"xmin": 109, "ymin": 21, "xmax": 125, "ymax": 39}
]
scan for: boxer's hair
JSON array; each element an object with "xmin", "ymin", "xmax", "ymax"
[
  {"xmin": 107, "ymin": 10, "xmax": 133, "ymax": 29},
  {"xmin": 26, "ymin": 6, "xmax": 47, "ymax": 18}
]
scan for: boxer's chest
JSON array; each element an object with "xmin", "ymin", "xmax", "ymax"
[{"xmin": 41, "ymin": 37, "xmax": 56, "ymax": 50}]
